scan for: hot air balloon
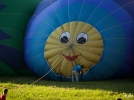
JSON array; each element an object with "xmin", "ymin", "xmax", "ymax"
[
  {"xmin": 0, "ymin": 0, "xmax": 41, "ymax": 75},
  {"xmin": 24, "ymin": 0, "xmax": 134, "ymax": 81}
]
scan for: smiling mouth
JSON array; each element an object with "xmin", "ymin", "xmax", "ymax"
[{"xmin": 62, "ymin": 53, "xmax": 80, "ymax": 61}]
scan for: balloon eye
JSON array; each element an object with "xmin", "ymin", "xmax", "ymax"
[
  {"xmin": 60, "ymin": 32, "xmax": 70, "ymax": 43},
  {"xmin": 77, "ymin": 33, "xmax": 88, "ymax": 44}
]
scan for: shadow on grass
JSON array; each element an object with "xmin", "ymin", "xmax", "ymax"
[{"xmin": 0, "ymin": 75, "xmax": 134, "ymax": 94}]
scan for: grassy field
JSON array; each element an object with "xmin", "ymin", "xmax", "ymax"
[{"xmin": 0, "ymin": 76, "xmax": 134, "ymax": 100}]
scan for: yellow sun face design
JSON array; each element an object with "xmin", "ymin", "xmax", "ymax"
[{"xmin": 44, "ymin": 21, "xmax": 104, "ymax": 77}]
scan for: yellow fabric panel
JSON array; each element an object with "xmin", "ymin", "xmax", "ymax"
[
  {"xmin": 74, "ymin": 46, "xmax": 103, "ymax": 55},
  {"xmin": 87, "ymin": 28, "xmax": 98, "ymax": 36},
  {"xmin": 56, "ymin": 65, "xmax": 61, "ymax": 74},
  {"xmin": 44, "ymin": 21, "xmax": 104, "ymax": 77},
  {"xmin": 49, "ymin": 31, "xmax": 61, "ymax": 39},
  {"xmin": 69, "ymin": 22, "xmax": 78, "ymax": 43},
  {"xmin": 63, "ymin": 22, "xmax": 70, "ymax": 32},
  {"xmin": 45, "ymin": 48, "xmax": 65, "ymax": 59},
  {"xmin": 47, "ymin": 54, "xmax": 60, "ymax": 64},
  {"xmin": 46, "ymin": 37, "xmax": 62, "ymax": 45},
  {"xmin": 60, "ymin": 57, "xmax": 69, "ymax": 76},
  {"xmin": 73, "ymin": 47, "xmax": 101, "ymax": 63},
  {"xmin": 83, "ymin": 68, "xmax": 90, "ymax": 74},
  {"xmin": 50, "ymin": 55, "xmax": 63, "ymax": 73},
  {"xmin": 74, "ymin": 22, "xmax": 85, "ymax": 34},
  {"xmin": 73, "ymin": 22, "xmax": 85, "ymax": 41},
  {"xmin": 45, "ymin": 44, "xmax": 67, "ymax": 51},
  {"xmin": 77, "ymin": 56, "xmax": 95, "ymax": 68},
  {"xmin": 88, "ymin": 33, "xmax": 102, "ymax": 40},
  {"xmin": 66, "ymin": 62, "xmax": 73, "ymax": 77},
  {"xmin": 81, "ymin": 24, "xmax": 93, "ymax": 33},
  {"xmin": 60, "ymin": 49, "xmax": 73, "ymax": 76},
  {"xmin": 70, "ymin": 49, "xmax": 79, "ymax": 70},
  {"xmin": 70, "ymin": 49, "xmax": 79, "ymax": 64},
  {"xmin": 72, "ymin": 48, "xmax": 96, "ymax": 67},
  {"xmin": 55, "ymin": 26, "xmax": 64, "ymax": 34}
]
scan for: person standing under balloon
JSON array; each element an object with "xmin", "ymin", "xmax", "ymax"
[
  {"xmin": 72, "ymin": 65, "xmax": 84, "ymax": 82},
  {"xmin": 0, "ymin": 88, "xmax": 8, "ymax": 100}
]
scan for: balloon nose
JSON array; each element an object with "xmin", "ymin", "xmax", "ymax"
[{"xmin": 69, "ymin": 43, "xmax": 74, "ymax": 48}]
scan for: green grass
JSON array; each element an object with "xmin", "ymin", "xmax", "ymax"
[{"xmin": 0, "ymin": 76, "xmax": 134, "ymax": 100}]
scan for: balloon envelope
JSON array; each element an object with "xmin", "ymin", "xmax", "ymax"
[{"xmin": 24, "ymin": 0, "xmax": 134, "ymax": 81}]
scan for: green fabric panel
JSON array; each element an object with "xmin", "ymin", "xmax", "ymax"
[
  {"xmin": 0, "ymin": 14, "xmax": 30, "ymax": 32},
  {"xmin": 0, "ymin": 0, "xmax": 42, "ymax": 14},
  {"xmin": 0, "ymin": 61, "xmax": 18, "ymax": 75},
  {"xmin": 17, "ymin": 70, "xmax": 34, "ymax": 75},
  {"xmin": 0, "ymin": 0, "xmax": 43, "ymax": 76},
  {"xmin": 0, "ymin": 29, "xmax": 23, "ymax": 52},
  {"xmin": 0, "ymin": 0, "xmax": 42, "ymax": 52}
]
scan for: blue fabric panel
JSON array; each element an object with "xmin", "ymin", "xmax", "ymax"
[
  {"xmin": 79, "ymin": 4, "xmax": 96, "ymax": 22},
  {"xmin": 55, "ymin": 6, "xmax": 69, "ymax": 24},
  {"xmin": 69, "ymin": 0, "xmax": 84, "ymax": 4},
  {"xmin": 34, "ymin": 0, "xmax": 57, "ymax": 16},
  {"xmin": 0, "ymin": 44, "xmax": 27, "ymax": 70},
  {"xmin": 112, "ymin": 62, "xmax": 134, "ymax": 78},
  {"xmin": 82, "ymin": 70, "xmax": 94, "ymax": 81},
  {"xmin": 41, "ymin": 61, "xmax": 51, "ymax": 79},
  {"xmin": 0, "ymin": 30, "xmax": 11, "ymax": 40},
  {"xmin": 29, "ymin": 50, "xmax": 44, "ymax": 64},
  {"xmin": 27, "ymin": 13, "xmax": 47, "ymax": 34},
  {"xmin": 102, "ymin": 50, "xmax": 124, "ymax": 68},
  {"xmin": 25, "ymin": 21, "xmax": 51, "ymax": 51},
  {"xmin": 49, "ymin": 71, "xmax": 61, "ymax": 81},
  {"xmin": 97, "ymin": 58, "xmax": 117, "ymax": 77},
  {"xmin": 61, "ymin": 76, "xmax": 66, "ymax": 81},
  {"xmin": 27, "ymin": 0, "xmax": 57, "ymax": 29},
  {"xmin": 31, "ymin": 52, "xmax": 44, "ymax": 71},
  {"xmin": 43, "ymin": 13, "xmax": 61, "ymax": 29},
  {"xmin": 123, "ymin": 23, "xmax": 134, "ymax": 38},
  {"xmin": 125, "ymin": 54, "xmax": 134, "ymax": 67},
  {"xmin": 26, "ymin": 33, "xmax": 47, "ymax": 69},
  {"xmin": 104, "ymin": 41, "xmax": 126, "ymax": 53},
  {"xmin": 69, "ymin": 4, "xmax": 82, "ymax": 21},
  {"xmin": 107, "ymin": 51, "xmax": 125, "ymax": 66},
  {"xmin": 31, "ymin": 53, "xmax": 44, "ymax": 75},
  {"xmin": 89, "ymin": 67, "xmax": 102, "ymax": 80},
  {"xmin": 29, "ymin": 44, "xmax": 44, "ymax": 58},
  {"xmin": 102, "ymin": 30, "xmax": 125, "ymax": 39},
  {"xmin": 126, "ymin": 40, "xmax": 134, "ymax": 56},
  {"xmin": 87, "ymin": 8, "xmax": 114, "ymax": 27},
  {"xmin": 66, "ymin": 78, "xmax": 72, "ymax": 82},
  {"xmin": 0, "ymin": 5, "xmax": 7, "ymax": 10},
  {"xmin": 61, "ymin": 76, "xmax": 72, "ymax": 82},
  {"xmin": 92, "ymin": 65, "xmax": 105, "ymax": 80},
  {"xmin": 113, "ymin": 0, "xmax": 134, "ymax": 20},
  {"xmin": 34, "ymin": 21, "xmax": 54, "ymax": 35},
  {"xmin": 26, "ymin": 15, "xmax": 37, "ymax": 32},
  {"xmin": 30, "ymin": 33, "xmax": 48, "ymax": 45}
]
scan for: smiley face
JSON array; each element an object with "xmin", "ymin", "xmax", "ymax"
[{"xmin": 45, "ymin": 21, "xmax": 104, "ymax": 77}]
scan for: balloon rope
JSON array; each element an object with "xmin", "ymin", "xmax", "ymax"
[{"xmin": 30, "ymin": 56, "xmax": 64, "ymax": 85}]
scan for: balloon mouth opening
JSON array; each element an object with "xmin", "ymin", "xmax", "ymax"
[{"xmin": 61, "ymin": 53, "xmax": 80, "ymax": 61}]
